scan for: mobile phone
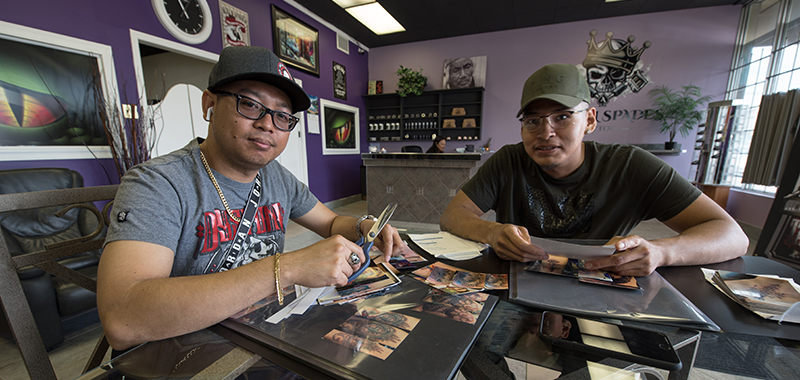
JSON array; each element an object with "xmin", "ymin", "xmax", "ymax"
[{"xmin": 539, "ymin": 311, "xmax": 682, "ymax": 371}]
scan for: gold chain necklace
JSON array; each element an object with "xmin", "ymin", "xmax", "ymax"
[{"xmin": 199, "ymin": 150, "xmax": 241, "ymax": 223}]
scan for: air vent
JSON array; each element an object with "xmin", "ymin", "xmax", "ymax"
[{"xmin": 337, "ymin": 33, "xmax": 349, "ymax": 54}]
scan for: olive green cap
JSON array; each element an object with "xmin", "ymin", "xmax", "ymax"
[{"xmin": 517, "ymin": 64, "xmax": 591, "ymax": 117}]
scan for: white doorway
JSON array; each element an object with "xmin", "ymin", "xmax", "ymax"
[
  {"xmin": 274, "ymin": 111, "xmax": 309, "ymax": 186},
  {"xmin": 130, "ymin": 30, "xmax": 308, "ymax": 183},
  {"xmin": 150, "ymin": 83, "xmax": 206, "ymax": 157}
]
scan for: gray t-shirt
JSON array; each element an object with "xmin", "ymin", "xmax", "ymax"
[
  {"xmin": 461, "ymin": 141, "xmax": 701, "ymax": 239},
  {"xmin": 106, "ymin": 139, "xmax": 318, "ymax": 277}
]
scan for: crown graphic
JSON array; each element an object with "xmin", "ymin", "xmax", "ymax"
[{"xmin": 583, "ymin": 30, "xmax": 651, "ymax": 73}]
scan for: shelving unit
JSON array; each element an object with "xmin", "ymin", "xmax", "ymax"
[{"xmin": 364, "ymin": 88, "xmax": 484, "ymax": 143}]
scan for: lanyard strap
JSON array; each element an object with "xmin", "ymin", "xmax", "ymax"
[{"xmin": 205, "ymin": 172, "xmax": 262, "ymax": 273}]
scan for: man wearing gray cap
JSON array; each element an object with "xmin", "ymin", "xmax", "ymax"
[
  {"xmin": 98, "ymin": 46, "xmax": 402, "ymax": 351},
  {"xmin": 441, "ymin": 63, "xmax": 747, "ymax": 276}
]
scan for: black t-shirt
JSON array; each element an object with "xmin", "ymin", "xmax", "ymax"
[{"xmin": 461, "ymin": 142, "xmax": 701, "ymax": 239}]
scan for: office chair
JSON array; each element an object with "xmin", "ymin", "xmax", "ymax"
[{"xmin": 401, "ymin": 145, "xmax": 423, "ymax": 153}]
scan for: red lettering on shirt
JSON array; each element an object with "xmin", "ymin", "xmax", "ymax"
[{"xmin": 198, "ymin": 203, "xmax": 284, "ymax": 254}]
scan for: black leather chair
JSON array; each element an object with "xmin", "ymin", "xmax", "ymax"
[
  {"xmin": 0, "ymin": 168, "xmax": 105, "ymax": 350},
  {"xmin": 401, "ymin": 145, "xmax": 423, "ymax": 153}
]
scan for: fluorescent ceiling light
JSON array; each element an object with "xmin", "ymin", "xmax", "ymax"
[
  {"xmin": 333, "ymin": 0, "xmax": 374, "ymax": 7},
  {"xmin": 345, "ymin": 2, "xmax": 405, "ymax": 35}
]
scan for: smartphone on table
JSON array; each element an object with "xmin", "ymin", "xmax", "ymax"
[{"xmin": 539, "ymin": 311, "xmax": 682, "ymax": 371}]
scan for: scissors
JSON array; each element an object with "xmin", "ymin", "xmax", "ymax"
[{"xmin": 347, "ymin": 202, "xmax": 397, "ymax": 283}]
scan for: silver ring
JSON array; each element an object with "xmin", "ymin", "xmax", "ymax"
[{"xmin": 348, "ymin": 252, "xmax": 361, "ymax": 266}]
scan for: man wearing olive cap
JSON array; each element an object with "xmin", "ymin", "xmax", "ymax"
[
  {"xmin": 98, "ymin": 46, "xmax": 403, "ymax": 351},
  {"xmin": 447, "ymin": 63, "xmax": 748, "ymax": 380},
  {"xmin": 441, "ymin": 63, "xmax": 747, "ymax": 276}
]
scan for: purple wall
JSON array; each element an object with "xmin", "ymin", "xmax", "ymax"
[
  {"xmin": 0, "ymin": 0, "xmax": 368, "ymax": 202},
  {"xmin": 368, "ymin": 6, "xmax": 742, "ymax": 180},
  {"xmin": 727, "ymin": 189, "xmax": 774, "ymax": 229}
]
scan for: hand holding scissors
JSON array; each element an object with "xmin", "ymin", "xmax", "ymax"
[{"xmin": 346, "ymin": 203, "xmax": 397, "ymax": 283}]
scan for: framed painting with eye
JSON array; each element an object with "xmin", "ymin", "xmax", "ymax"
[
  {"xmin": 320, "ymin": 99, "xmax": 359, "ymax": 156},
  {"xmin": 0, "ymin": 20, "xmax": 118, "ymax": 161}
]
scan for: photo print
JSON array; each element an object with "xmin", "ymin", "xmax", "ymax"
[{"xmin": 442, "ymin": 56, "xmax": 487, "ymax": 89}]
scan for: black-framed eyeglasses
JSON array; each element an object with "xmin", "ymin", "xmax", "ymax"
[
  {"xmin": 519, "ymin": 108, "xmax": 588, "ymax": 133},
  {"xmin": 213, "ymin": 91, "xmax": 299, "ymax": 132}
]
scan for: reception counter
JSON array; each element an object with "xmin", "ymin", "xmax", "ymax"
[{"xmin": 361, "ymin": 152, "xmax": 492, "ymax": 223}]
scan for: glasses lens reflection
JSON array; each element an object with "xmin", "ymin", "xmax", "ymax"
[{"xmin": 216, "ymin": 91, "xmax": 298, "ymax": 131}]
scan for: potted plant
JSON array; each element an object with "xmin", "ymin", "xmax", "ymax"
[
  {"xmin": 647, "ymin": 84, "xmax": 712, "ymax": 150},
  {"xmin": 396, "ymin": 65, "xmax": 427, "ymax": 96}
]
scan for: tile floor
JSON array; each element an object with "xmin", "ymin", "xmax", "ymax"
[{"xmin": 0, "ymin": 200, "xmax": 762, "ymax": 380}]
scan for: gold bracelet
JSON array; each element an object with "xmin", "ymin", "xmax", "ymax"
[{"xmin": 274, "ymin": 253, "xmax": 283, "ymax": 306}]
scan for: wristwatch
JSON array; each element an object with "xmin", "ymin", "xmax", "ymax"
[{"xmin": 356, "ymin": 214, "xmax": 377, "ymax": 238}]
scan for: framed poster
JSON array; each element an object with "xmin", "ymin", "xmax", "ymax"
[
  {"xmin": 333, "ymin": 61, "xmax": 347, "ymax": 100},
  {"xmin": 767, "ymin": 211, "xmax": 800, "ymax": 268},
  {"xmin": 272, "ymin": 4, "xmax": 319, "ymax": 76},
  {"xmin": 0, "ymin": 20, "xmax": 117, "ymax": 161},
  {"xmin": 220, "ymin": 0, "xmax": 250, "ymax": 47},
  {"xmin": 442, "ymin": 56, "xmax": 487, "ymax": 89},
  {"xmin": 320, "ymin": 99, "xmax": 359, "ymax": 155}
]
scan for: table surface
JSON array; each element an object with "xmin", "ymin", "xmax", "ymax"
[{"xmin": 76, "ymin": 239, "xmax": 800, "ymax": 380}]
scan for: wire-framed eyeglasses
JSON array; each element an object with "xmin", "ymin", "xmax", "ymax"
[
  {"xmin": 213, "ymin": 91, "xmax": 299, "ymax": 132},
  {"xmin": 519, "ymin": 108, "xmax": 588, "ymax": 133}
]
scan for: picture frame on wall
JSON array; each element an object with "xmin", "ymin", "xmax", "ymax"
[
  {"xmin": 766, "ymin": 211, "xmax": 800, "ymax": 269},
  {"xmin": 320, "ymin": 99, "xmax": 359, "ymax": 155},
  {"xmin": 0, "ymin": 20, "xmax": 118, "ymax": 161},
  {"xmin": 220, "ymin": 0, "xmax": 250, "ymax": 47},
  {"xmin": 271, "ymin": 4, "xmax": 319, "ymax": 76},
  {"xmin": 333, "ymin": 61, "xmax": 347, "ymax": 100},
  {"xmin": 442, "ymin": 56, "xmax": 487, "ymax": 89}
]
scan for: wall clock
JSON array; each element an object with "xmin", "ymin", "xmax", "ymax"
[{"xmin": 152, "ymin": 0, "xmax": 212, "ymax": 45}]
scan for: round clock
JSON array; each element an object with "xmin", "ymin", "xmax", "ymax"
[{"xmin": 152, "ymin": 0, "xmax": 212, "ymax": 45}]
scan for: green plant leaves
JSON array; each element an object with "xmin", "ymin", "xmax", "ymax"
[
  {"xmin": 647, "ymin": 84, "xmax": 713, "ymax": 142},
  {"xmin": 396, "ymin": 65, "xmax": 427, "ymax": 97}
]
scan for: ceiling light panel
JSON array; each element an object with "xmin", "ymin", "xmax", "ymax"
[
  {"xmin": 346, "ymin": 3, "xmax": 405, "ymax": 35},
  {"xmin": 333, "ymin": 0, "xmax": 374, "ymax": 7}
]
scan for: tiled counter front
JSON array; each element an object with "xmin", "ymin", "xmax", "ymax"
[{"xmin": 362, "ymin": 153, "xmax": 491, "ymax": 224}]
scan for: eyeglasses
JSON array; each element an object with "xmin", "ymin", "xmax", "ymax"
[
  {"xmin": 519, "ymin": 108, "xmax": 588, "ymax": 133},
  {"xmin": 213, "ymin": 91, "xmax": 299, "ymax": 132}
]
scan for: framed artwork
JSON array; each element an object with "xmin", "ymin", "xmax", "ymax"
[
  {"xmin": 0, "ymin": 20, "xmax": 117, "ymax": 161},
  {"xmin": 272, "ymin": 5, "xmax": 319, "ymax": 76},
  {"xmin": 220, "ymin": 0, "xmax": 250, "ymax": 47},
  {"xmin": 766, "ymin": 211, "xmax": 800, "ymax": 268},
  {"xmin": 333, "ymin": 61, "xmax": 347, "ymax": 100},
  {"xmin": 442, "ymin": 56, "xmax": 487, "ymax": 89},
  {"xmin": 320, "ymin": 99, "xmax": 359, "ymax": 155}
]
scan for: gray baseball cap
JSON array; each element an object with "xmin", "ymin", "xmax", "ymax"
[
  {"xmin": 208, "ymin": 46, "xmax": 311, "ymax": 113},
  {"xmin": 517, "ymin": 64, "xmax": 592, "ymax": 117}
]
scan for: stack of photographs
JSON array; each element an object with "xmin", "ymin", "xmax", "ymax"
[
  {"xmin": 525, "ymin": 255, "xmax": 640, "ymax": 290},
  {"xmin": 702, "ymin": 268, "xmax": 800, "ymax": 323}
]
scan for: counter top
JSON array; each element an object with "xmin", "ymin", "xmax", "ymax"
[{"xmin": 361, "ymin": 152, "xmax": 487, "ymax": 160}]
